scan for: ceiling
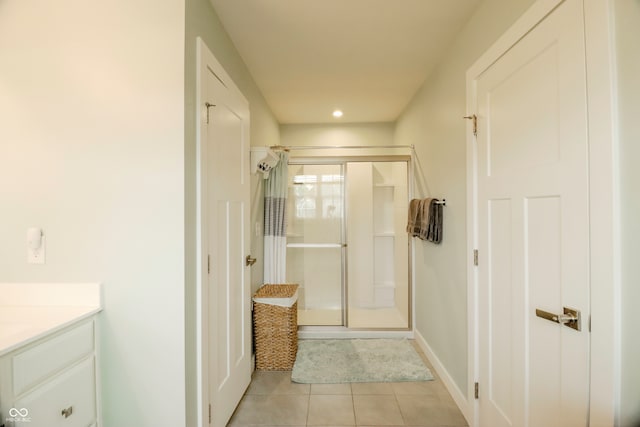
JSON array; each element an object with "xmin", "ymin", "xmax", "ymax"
[{"xmin": 209, "ymin": 0, "xmax": 481, "ymax": 124}]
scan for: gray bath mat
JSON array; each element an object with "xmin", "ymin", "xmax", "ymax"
[{"xmin": 291, "ymin": 339, "xmax": 434, "ymax": 383}]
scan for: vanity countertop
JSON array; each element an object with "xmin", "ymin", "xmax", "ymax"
[{"xmin": 0, "ymin": 283, "xmax": 102, "ymax": 356}]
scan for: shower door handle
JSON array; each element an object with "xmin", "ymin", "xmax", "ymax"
[{"xmin": 246, "ymin": 255, "xmax": 257, "ymax": 267}]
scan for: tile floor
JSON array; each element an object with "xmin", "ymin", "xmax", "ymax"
[{"xmin": 228, "ymin": 341, "xmax": 468, "ymax": 426}]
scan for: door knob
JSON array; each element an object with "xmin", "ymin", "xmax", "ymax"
[
  {"xmin": 535, "ymin": 307, "xmax": 581, "ymax": 331},
  {"xmin": 246, "ymin": 255, "xmax": 257, "ymax": 267}
]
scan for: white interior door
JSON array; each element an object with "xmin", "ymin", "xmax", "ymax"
[
  {"xmin": 472, "ymin": 0, "xmax": 589, "ymax": 425},
  {"xmin": 201, "ymin": 44, "xmax": 251, "ymax": 426}
]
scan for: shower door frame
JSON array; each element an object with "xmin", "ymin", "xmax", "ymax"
[{"xmin": 289, "ymin": 154, "xmax": 414, "ymax": 333}]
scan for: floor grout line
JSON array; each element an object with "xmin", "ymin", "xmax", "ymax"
[
  {"xmin": 350, "ymin": 388, "xmax": 356, "ymax": 426},
  {"xmin": 305, "ymin": 387, "xmax": 311, "ymax": 426}
]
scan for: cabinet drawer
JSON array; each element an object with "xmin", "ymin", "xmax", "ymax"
[
  {"xmin": 14, "ymin": 356, "xmax": 96, "ymax": 427},
  {"xmin": 13, "ymin": 321, "xmax": 94, "ymax": 396}
]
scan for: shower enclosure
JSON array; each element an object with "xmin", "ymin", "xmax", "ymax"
[{"xmin": 286, "ymin": 157, "xmax": 411, "ymax": 330}]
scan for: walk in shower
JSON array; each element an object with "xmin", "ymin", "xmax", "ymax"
[{"xmin": 285, "ymin": 156, "xmax": 411, "ymax": 330}]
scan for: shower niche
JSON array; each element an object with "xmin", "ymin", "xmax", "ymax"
[{"xmin": 286, "ymin": 157, "xmax": 410, "ymax": 330}]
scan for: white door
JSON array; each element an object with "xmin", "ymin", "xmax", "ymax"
[
  {"xmin": 202, "ymin": 45, "xmax": 251, "ymax": 426},
  {"xmin": 472, "ymin": 0, "xmax": 589, "ymax": 426}
]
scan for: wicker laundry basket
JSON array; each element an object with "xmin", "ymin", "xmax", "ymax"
[{"xmin": 253, "ymin": 284, "xmax": 299, "ymax": 371}]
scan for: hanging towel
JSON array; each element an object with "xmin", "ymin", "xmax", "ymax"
[
  {"xmin": 426, "ymin": 199, "xmax": 443, "ymax": 244},
  {"xmin": 406, "ymin": 198, "xmax": 423, "ymax": 237},
  {"xmin": 417, "ymin": 198, "xmax": 433, "ymax": 240},
  {"xmin": 407, "ymin": 198, "xmax": 434, "ymax": 239},
  {"xmin": 407, "ymin": 198, "xmax": 443, "ymax": 243}
]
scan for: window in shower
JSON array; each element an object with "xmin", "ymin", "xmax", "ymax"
[{"xmin": 286, "ymin": 159, "xmax": 410, "ymax": 330}]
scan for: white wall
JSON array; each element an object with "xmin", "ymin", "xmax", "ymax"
[
  {"xmin": 280, "ymin": 122, "xmax": 395, "ymax": 153},
  {"xmin": 614, "ymin": 0, "xmax": 640, "ymax": 425},
  {"xmin": 0, "ymin": 1, "xmax": 186, "ymax": 426},
  {"xmin": 394, "ymin": 0, "xmax": 536, "ymax": 395}
]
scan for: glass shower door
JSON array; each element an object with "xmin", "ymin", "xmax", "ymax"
[
  {"xmin": 346, "ymin": 161, "xmax": 409, "ymax": 329},
  {"xmin": 286, "ymin": 164, "xmax": 344, "ymax": 326}
]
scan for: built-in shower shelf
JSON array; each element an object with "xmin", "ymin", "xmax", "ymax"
[
  {"xmin": 374, "ymin": 232, "xmax": 395, "ymax": 237},
  {"xmin": 286, "ymin": 243, "xmax": 343, "ymax": 248},
  {"xmin": 374, "ymin": 281, "xmax": 396, "ymax": 288}
]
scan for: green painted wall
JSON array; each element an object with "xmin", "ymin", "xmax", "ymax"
[
  {"xmin": 394, "ymin": 0, "xmax": 536, "ymax": 395},
  {"xmin": 614, "ymin": 0, "xmax": 640, "ymax": 425}
]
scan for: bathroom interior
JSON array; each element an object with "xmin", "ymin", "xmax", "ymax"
[{"xmin": 1, "ymin": 0, "xmax": 635, "ymax": 426}]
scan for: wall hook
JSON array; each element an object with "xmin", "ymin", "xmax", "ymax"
[
  {"xmin": 463, "ymin": 114, "xmax": 477, "ymax": 137},
  {"xmin": 205, "ymin": 102, "xmax": 216, "ymax": 124}
]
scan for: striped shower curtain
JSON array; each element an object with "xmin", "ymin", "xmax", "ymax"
[{"xmin": 263, "ymin": 152, "xmax": 289, "ymax": 283}]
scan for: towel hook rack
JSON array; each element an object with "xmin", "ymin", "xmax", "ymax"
[{"xmin": 463, "ymin": 114, "xmax": 478, "ymax": 137}]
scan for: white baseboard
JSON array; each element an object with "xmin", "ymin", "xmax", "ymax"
[
  {"xmin": 414, "ymin": 329, "xmax": 471, "ymax": 424},
  {"xmin": 298, "ymin": 329, "xmax": 414, "ymax": 339}
]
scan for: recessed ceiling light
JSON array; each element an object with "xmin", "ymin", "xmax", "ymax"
[{"xmin": 332, "ymin": 110, "xmax": 343, "ymax": 118}]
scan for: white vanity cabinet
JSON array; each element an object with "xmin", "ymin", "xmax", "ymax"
[{"xmin": 0, "ymin": 318, "xmax": 99, "ymax": 427}]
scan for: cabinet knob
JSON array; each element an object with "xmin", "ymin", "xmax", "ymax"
[{"xmin": 61, "ymin": 406, "xmax": 73, "ymax": 418}]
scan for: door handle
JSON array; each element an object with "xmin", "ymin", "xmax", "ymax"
[
  {"xmin": 535, "ymin": 307, "xmax": 581, "ymax": 331},
  {"xmin": 246, "ymin": 255, "xmax": 257, "ymax": 267}
]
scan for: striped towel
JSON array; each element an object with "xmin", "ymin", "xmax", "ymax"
[
  {"xmin": 407, "ymin": 198, "xmax": 443, "ymax": 244},
  {"xmin": 426, "ymin": 199, "xmax": 443, "ymax": 244},
  {"xmin": 407, "ymin": 198, "xmax": 432, "ymax": 237}
]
